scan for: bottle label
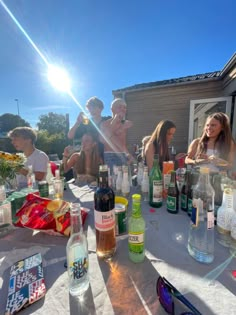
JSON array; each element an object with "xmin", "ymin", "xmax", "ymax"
[
  {"xmin": 152, "ymin": 180, "xmax": 163, "ymax": 203},
  {"xmin": 167, "ymin": 196, "xmax": 177, "ymax": 212},
  {"xmin": 128, "ymin": 232, "xmax": 144, "ymax": 254},
  {"xmin": 207, "ymin": 211, "xmax": 214, "ymax": 230},
  {"xmin": 69, "ymin": 257, "xmax": 88, "ymax": 280},
  {"xmin": 187, "ymin": 198, "xmax": 193, "ymax": 215},
  {"xmin": 181, "ymin": 194, "xmax": 187, "ymax": 209},
  {"xmin": 94, "ymin": 209, "xmax": 115, "ymax": 231},
  {"xmin": 163, "ymin": 174, "xmax": 171, "ymax": 191}
]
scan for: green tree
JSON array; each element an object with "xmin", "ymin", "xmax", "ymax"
[
  {"xmin": 0, "ymin": 113, "xmax": 30, "ymax": 132},
  {"xmin": 37, "ymin": 112, "xmax": 67, "ymax": 135}
]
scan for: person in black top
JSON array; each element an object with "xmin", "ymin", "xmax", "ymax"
[{"xmin": 67, "ymin": 96, "xmax": 110, "ymax": 161}]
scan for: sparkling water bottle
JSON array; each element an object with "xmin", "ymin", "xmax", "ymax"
[
  {"xmin": 187, "ymin": 167, "xmax": 215, "ymax": 263},
  {"xmin": 66, "ymin": 203, "xmax": 89, "ymax": 296}
]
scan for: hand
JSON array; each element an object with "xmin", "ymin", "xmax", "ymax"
[{"xmin": 76, "ymin": 112, "xmax": 84, "ymax": 124}]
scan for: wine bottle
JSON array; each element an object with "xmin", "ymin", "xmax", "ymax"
[
  {"xmin": 166, "ymin": 171, "xmax": 179, "ymax": 214},
  {"xmin": 94, "ymin": 165, "xmax": 116, "ymax": 259},
  {"xmin": 149, "ymin": 154, "xmax": 163, "ymax": 208}
]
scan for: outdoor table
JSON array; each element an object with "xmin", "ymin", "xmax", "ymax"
[{"xmin": 0, "ymin": 183, "xmax": 235, "ymax": 315}]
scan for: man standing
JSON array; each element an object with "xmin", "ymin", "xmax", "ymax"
[
  {"xmin": 8, "ymin": 127, "xmax": 49, "ymax": 188},
  {"xmin": 67, "ymin": 96, "xmax": 110, "ymax": 160},
  {"xmin": 99, "ymin": 98, "xmax": 133, "ymax": 172}
]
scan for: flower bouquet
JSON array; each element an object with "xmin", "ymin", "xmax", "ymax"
[{"xmin": 0, "ymin": 151, "xmax": 26, "ymax": 189}]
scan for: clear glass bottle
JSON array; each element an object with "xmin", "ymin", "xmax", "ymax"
[
  {"xmin": 46, "ymin": 162, "xmax": 54, "ymax": 197},
  {"xmin": 121, "ymin": 165, "xmax": 130, "ymax": 198},
  {"xmin": 217, "ymin": 186, "xmax": 234, "ymax": 247},
  {"xmin": 149, "ymin": 154, "xmax": 163, "ymax": 208},
  {"xmin": 115, "ymin": 166, "xmax": 122, "ymax": 195},
  {"xmin": 128, "ymin": 194, "xmax": 145, "ymax": 263},
  {"xmin": 166, "ymin": 171, "xmax": 179, "ymax": 214},
  {"xmin": 187, "ymin": 167, "xmax": 215, "ymax": 263},
  {"xmin": 94, "ymin": 165, "xmax": 116, "ymax": 259},
  {"xmin": 141, "ymin": 166, "xmax": 149, "ymax": 201},
  {"xmin": 66, "ymin": 203, "xmax": 89, "ymax": 296},
  {"xmin": 137, "ymin": 162, "xmax": 144, "ymax": 186},
  {"xmin": 0, "ymin": 185, "xmax": 13, "ymax": 236},
  {"xmin": 176, "ymin": 157, "xmax": 186, "ymax": 193}
]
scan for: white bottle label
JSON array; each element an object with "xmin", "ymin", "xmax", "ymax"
[
  {"xmin": 152, "ymin": 180, "xmax": 163, "ymax": 203},
  {"xmin": 94, "ymin": 209, "xmax": 115, "ymax": 231},
  {"xmin": 217, "ymin": 194, "xmax": 234, "ymax": 231}
]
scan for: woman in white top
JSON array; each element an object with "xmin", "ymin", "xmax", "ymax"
[{"xmin": 185, "ymin": 112, "xmax": 235, "ymax": 171}]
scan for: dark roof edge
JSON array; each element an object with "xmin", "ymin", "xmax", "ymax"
[
  {"xmin": 220, "ymin": 52, "xmax": 236, "ymax": 76},
  {"xmin": 112, "ymin": 71, "xmax": 221, "ymax": 94}
]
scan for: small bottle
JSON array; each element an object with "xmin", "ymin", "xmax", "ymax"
[
  {"xmin": 66, "ymin": 203, "xmax": 89, "ymax": 296},
  {"xmin": 94, "ymin": 165, "xmax": 116, "ymax": 259},
  {"xmin": 27, "ymin": 165, "xmax": 34, "ymax": 190},
  {"xmin": 121, "ymin": 166, "xmax": 130, "ymax": 198},
  {"xmin": 0, "ymin": 185, "xmax": 12, "ymax": 235},
  {"xmin": 149, "ymin": 154, "xmax": 163, "ymax": 208},
  {"xmin": 176, "ymin": 157, "xmax": 186, "ymax": 193},
  {"xmin": 166, "ymin": 171, "xmax": 179, "ymax": 214},
  {"xmin": 128, "ymin": 194, "xmax": 145, "ymax": 263},
  {"xmin": 115, "ymin": 166, "xmax": 122, "ymax": 195},
  {"xmin": 141, "ymin": 166, "xmax": 149, "ymax": 201},
  {"xmin": 187, "ymin": 167, "xmax": 215, "ymax": 263},
  {"xmin": 181, "ymin": 170, "xmax": 191, "ymax": 211},
  {"xmin": 217, "ymin": 186, "xmax": 234, "ymax": 247},
  {"xmin": 137, "ymin": 162, "xmax": 144, "ymax": 186},
  {"xmin": 46, "ymin": 162, "xmax": 54, "ymax": 197}
]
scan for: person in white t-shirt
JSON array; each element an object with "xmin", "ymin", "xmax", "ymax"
[{"xmin": 8, "ymin": 127, "xmax": 49, "ymax": 188}]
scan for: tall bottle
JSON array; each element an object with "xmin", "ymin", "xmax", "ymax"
[
  {"xmin": 176, "ymin": 157, "xmax": 186, "ymax": 193},
  {"xmin": 128, "ymin": 194, "xmax": 146, "ymax": 263},
  {"xmin": 187, "ymin": 167, "xmax": 215, "ymax": 263},
  {"xmin": 149, "ymin": 154, "xmax": 163, "ymax": 208},
  {"xmin": 187, "ymin": 168, "xmax": 200, "ymax": 217},
  {"xmin": 217, "ymin": 186, "xmax": 234, "ymax": 247},
  {"xmin": 121, "ymin": 165, "xmax": 130, "ymax": 198},
  {"xmin": 66, "ymin": 203, "xmax": 89, "ymax": 296},
  {"xmin": 137, "ymin": 162, "xmax": 144, "ymax": 186},
  {"xmin": 141, "ymin": 166, "xmax": 149, "ymax": 201},
  {"xmin": 94, "ymin": 165, "xmax": 116, "ymax": 259},
  {"xmin": 115, "ymin": 166, "xmax": 122, "ymax": 195},
  {"xmin": 46, "ymin": 162, "xmax": 54, "ymax": 197},
  {"xmin": 181, "ymin": 170, "xmax": 191, "ymax": 211},
  {"xmin": 166, "ymin": 171, "xmax": 179, "ymax": 214},
  {"xmin": 27, "ymin": 165, "xmax": 34, "ymax": 190}
]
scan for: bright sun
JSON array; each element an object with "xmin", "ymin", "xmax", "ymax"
[{"xmin": 47, "ymin": 65, "xmax": 71, "ymax": 92}]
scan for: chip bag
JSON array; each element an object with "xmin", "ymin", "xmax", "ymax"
[{"xmin": 14, "ymin": 193, "xmax": 88, "ymax": 236}]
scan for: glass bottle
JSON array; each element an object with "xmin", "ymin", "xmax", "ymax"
[
  {"xmin": 137, "ymin": 162, "xmax": 144, "ymax": 186},
  {"xmin": 141, "ymin": 166, "xmax": 149, "ymax": 201},
  {"xmin": 187, "ymin": 168, "xmax": 200, "ymax": 217},
  {"xmin": 121, "ymin": 165, "xmax": 130, "ymax": 198},
  {"xmin": 149, "ymin": 154, "xmax": 163, "ymax": 208},
  {"xmin": 217, "ymin": 186, "xmax": 234, "ymax": 247},
  {"xmin": 0, "ymin": 185, "xmax": 13, "ymax": 236},
  {"xmin": 181, "ymin": 170, "xmax": 191, "ymax": 211},
  {"xmin": 176, "ymin": 157, "xmax": 186, "ymax": 193},
  {"xmin": 187, "ymin": 167, "xmax": 215, "ymax": 263},
  {"xmin": 115, "ymin": 166, "xmax": 122, "ymax": 195},
  {"xmin": 46, "ymin": 162, "xmax": 54, "ymax": 197},
  {"xmin": 166, "ymin": 171, "xmax": 179, "ymax": 214},
  {"xmin": 66, "ymin": 203, "xmax": 89, "ymax": 296},
  {"xmin": 128, "ymin": 194, "xmax": 145, "ymax": 263},
  {"xmin": 27, "ymin": 165, "xmax": 33, "ymax": 189},
  {"xmin": 94, "ymin": 165, "xmax": 116, "ymax": 259}
]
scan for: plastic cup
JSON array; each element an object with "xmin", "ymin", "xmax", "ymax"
[{"xmin": 53, "ymin": 178, "xmax": 65, "ymax": 200}]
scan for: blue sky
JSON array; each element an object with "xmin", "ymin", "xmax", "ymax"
[{"xmin": 0, "ymin": 0, "xmax": 235, "ymax": 128}]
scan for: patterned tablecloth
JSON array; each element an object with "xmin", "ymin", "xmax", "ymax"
[{"xmin": 0, "ymin": 183, "xmax": 235, "ymax": 315}]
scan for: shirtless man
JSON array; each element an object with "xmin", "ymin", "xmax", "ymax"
[{"xmin": 99, "ymin": 98, "xmax": 133, "ymax": 172}]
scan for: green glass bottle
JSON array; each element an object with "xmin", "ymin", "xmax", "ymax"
[
  {"xmin": 149, "ymin": 154, "xmax": 163, "ymax": 208},
  {"xmin": 128, "ymin": 194, "xmax": 145, "ymax": 263},
  {"xmin": 167, "ymin": 171, "xmax": 179, "ymax": 214}
]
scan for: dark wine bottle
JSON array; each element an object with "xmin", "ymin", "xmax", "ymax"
[{"xmin": 166, "ymin": 171, "xmax": 179, "ymax": 213}]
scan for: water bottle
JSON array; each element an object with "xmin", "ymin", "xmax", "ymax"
[
  {"xmin": 187, "ymin": 167, "xmax": 215, "ymax": 263},
  {"xmin": 66, "ymin": 203, "xmax": 89, "ymax": 295}
]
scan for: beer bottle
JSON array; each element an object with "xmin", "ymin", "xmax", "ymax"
[
  {"xmin": 149, "ymin": 154, "xmax": 163, "ymax": 208},
  {"xmin": 181, "ymin": 170, "xmax": 191, "ymax": 211},
  {"xmin": 94, "ymin": 165, "xmax": 116, "ymax": 259},
  {"xmin": 166, "ymin": 171, "xmax": 179, "ymax": 214},
  {"xmin": 128, "ymin": 194, "xmax": 145, "ymax": 263}
]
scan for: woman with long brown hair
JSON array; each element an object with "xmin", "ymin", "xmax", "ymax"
[
  {"xmin": 145, "ymin": 120, "xmax": 176, "ymax": 171},
  {"xmin": 63, "ymin": 132, "xmax": 103, "ymax": 185},
  {"xmin": 185, "ymin": 112, "xmax": 235, "ymax": 171}
]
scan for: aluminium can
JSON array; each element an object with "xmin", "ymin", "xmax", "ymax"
[{"xmin": 115, "ymin": 203, "xmax": 127, "ymax": 235}]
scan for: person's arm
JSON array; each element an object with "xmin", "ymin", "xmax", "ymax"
[
  {"xmin": 208, "ymin": 140, "xmax": 235, "ymax": 169},
  {"xmin": 63, "ymin": 152, "xmax": 79, "ymax": 173},
  {"xmin": 145, "ymin": 142, "xmax": 154, "ymax": 172},
  {"xmin": 67, "ymin": 113, "xmax": 83, "ymax": 139},
  {"xmin": 185, "ymin": 139, "xmax": 201, "ymax": 165}
]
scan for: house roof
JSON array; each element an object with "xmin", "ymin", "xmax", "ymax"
[{"xmin": 112, "ymin": 71, "xmax": 221, "ymax": 94}]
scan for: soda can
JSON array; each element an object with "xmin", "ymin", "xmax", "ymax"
[
  {"xmin": 115, "ymin": 203, "xmax": 126, "ymax": 235},
  {"xmin": 38, "ymin": 181, "xmax": 49, "ymax": 197}
]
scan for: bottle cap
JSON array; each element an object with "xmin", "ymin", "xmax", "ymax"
[{"xmin": 132, "ymin": 194, "xmax": 141, "ymax": 201}]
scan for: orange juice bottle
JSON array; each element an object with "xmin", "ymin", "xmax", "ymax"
[{"xmin": 162, "ymin": 161, "xmax": 174, "ymax": 199}]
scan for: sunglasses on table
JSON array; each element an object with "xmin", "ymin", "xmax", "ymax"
[{"xmin": 156, "ymin": 276, "xmax": 202, "ymax": 315}]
